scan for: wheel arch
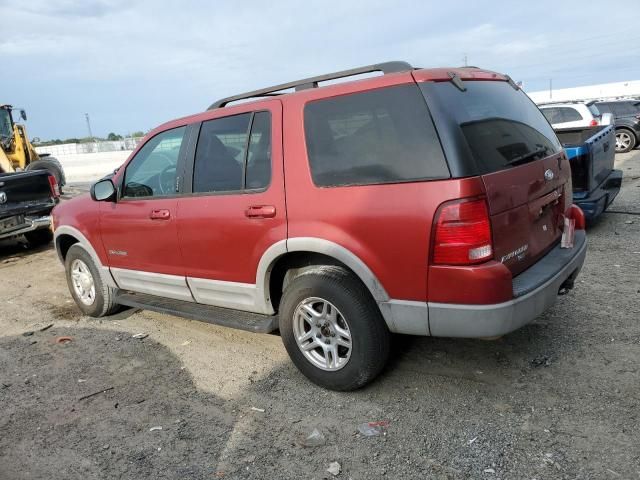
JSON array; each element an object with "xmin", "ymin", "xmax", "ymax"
[
  {"xmin": 257, "ymin": 238, "xmax": 390, "ymax": 315},
  {"xmin": 54, "ymin": 225, "xmax": 117, "ymax": 288}
]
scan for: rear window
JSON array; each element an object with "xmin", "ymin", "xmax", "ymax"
[
  {"xmin": 420, "ymin": 81, "xmax": 562, "ymax": 174},
  {"xmin": 304, "ymin": 84, "xmax": 449, "ymax": 187}
]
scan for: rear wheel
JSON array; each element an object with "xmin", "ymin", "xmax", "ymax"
[
  {"xmin": 64, "ymin": 244, "xmax": 119, "ymax": 317},
  {"xmin": 615, "ymin": 128, "xmax": 636, "ymax": 153},
  {"xmin": 24, "ymin": 228, "xmax": 53, "ymax": 247},
  {"xmin": 279, "ymin": 266, "xmax": 390, "ymax": 391}
]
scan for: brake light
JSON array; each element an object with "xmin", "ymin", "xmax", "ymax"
[
  {"xmin": 589, "ymin": 119, "xmax": 598, "ymax": 126},
  {"xmin": 48, "ymin": 175, "xmax": 60, "ymax": 198},
  {"xmin": 567, "ymin": 204, "xmax": 585, "ymax": 230},
  {"xmin": 433, "ymin": 198, "xmax": 493, "ymax": 265}
]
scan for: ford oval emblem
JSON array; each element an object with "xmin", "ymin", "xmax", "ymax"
[
  {"xmin": 0, "ymin": 191, "xmax": 6, "ymax": 204},
  {"xmin": 544, "ymin": 169, "xmax": 554, "ymax": 181}
]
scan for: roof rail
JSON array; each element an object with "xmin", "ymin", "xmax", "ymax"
[
  {"xmin": 207, "ymin": 61, "xmax": 414, "ymax": 110},
  {"xmin": 537, "ymin": 99, "xmax": 597, "ymax": 106}
]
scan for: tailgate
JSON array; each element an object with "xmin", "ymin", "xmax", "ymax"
[
  {"xmin": 0, "ymin": 171, "xmax": 54, "ymax": 216},
  {"xmin": 417, "ymin": 79, "xmax": 572, "ymax": 276},
  {"xmin": 556, "ymin": 125, "xmax": 615, "ymax": 193},
  {"xmin": 482, "ymin": 153, "xmax": 571, "ymax": 275}
]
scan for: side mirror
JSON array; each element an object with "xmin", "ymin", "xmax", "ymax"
[
  {"xmin": 20, "ymin": 110, "xmax": 27, "ymax": 121},
  {"xmin": 90, "ymin": 179, "xmax": 116, "ymax": 202}
]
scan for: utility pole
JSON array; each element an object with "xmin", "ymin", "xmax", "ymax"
[
  {"xmin": 84, "ymin": 113, "xmax": 94, "ymax": 141},
  {"xmin": 549, "ymin": 79, "xmax": 553, "ymax": 100},
  {"xmin": 463, "ymin": 53, "xmax": 468, "ymax": 67}
]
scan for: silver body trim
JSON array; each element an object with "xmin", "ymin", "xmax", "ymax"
[
  {"xmin": 111, "ymin": 268, "xmax": 195, "ymax": 302},
  {"xmin": 187, "ymin": 277, "xmax": 264, "ymax": 313},
  {"xmin": 0, "ymin": 215, "xmax": 51, "ymax": 240},
  {"xmin": 379, "ymin": 299, "xmax": 430, "ymax": 335}
]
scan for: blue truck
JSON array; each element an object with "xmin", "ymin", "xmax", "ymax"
[{"xmin": 555, "ymin": 125, "xmax": 622, "ymax": 221}]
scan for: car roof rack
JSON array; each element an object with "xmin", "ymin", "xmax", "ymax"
[{"xmin": 208, "ymin": 61, "xmax": 414, "ymax": 110}]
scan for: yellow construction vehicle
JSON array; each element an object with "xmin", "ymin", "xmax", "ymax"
[{"xmin": 0, "ymin": 104, "xmax": 65, "ymax": 187}]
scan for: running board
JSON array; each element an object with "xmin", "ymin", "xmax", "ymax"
[{"xmin": 114, "ymin": 291, "xmax": 278, "ymax": 334}]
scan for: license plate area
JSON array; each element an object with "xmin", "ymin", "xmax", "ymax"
[{"xmin": 0, "ymin": 215, "xmax": 26, "ymax": 233}]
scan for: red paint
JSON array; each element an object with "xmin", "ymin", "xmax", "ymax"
[{"xmin": 53, "ymin": 65, "xmax": 578, "ymax": 308}]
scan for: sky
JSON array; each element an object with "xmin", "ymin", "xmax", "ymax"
[{"xmin": 2, "ymin": 0, "xmax": 639, "ymax": 140}]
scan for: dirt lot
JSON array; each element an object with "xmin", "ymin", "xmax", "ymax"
[{"xmin": 1, "ymin": 153, "xmax": 639, "ymax": 480}]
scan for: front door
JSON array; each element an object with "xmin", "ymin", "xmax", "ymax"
[
  {"xmin": 176, "ymin": 101, "xmax": 286, "ymax": 313},
  {"xmin": 100, "ymin": 125, "xmax": 193, "ymax": 301}
]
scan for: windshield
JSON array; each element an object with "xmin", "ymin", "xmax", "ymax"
[
  {"xmin": 420, "ymin": 81, "xmax": 562, "ymax": 174},
  {"xmin": 0, "ymin": 109, "xmax": 12, "ymax": 140}
]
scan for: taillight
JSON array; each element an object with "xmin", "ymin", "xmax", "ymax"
[
  {"xmin": 48, "ymin": 175, "xmax": 60, "ymax": 198},
  {"xmin": 589, "ymin": 119, "xmax": 598, "ymax": 126},
  {"xmin": 567, "ymin": 204, "xmax": 585, "ymax": 230},
  {"xmin": 432, "ymin": 198, "xmax": 493, "ymax": 265}
]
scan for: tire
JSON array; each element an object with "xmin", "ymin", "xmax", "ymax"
[
  {"xmin": 26, "ymin": 158, "xmax": 66, "ymax": 188},
  {"xmin": 64, "ymin": 244, "xmax": 120, "ymax": 317},
  {"xmin": 615, "ymin": 128, "xmax": 636, "ymax": 153},
  {"xmin": 279, "ymin": 266, "xmax": 390, "ymax": 391},
  {"xmin": 23, "ymin": 228, "xmax": 53, "ymax": 247}
]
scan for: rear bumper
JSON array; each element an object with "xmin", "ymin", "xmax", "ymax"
[
  {"xmin": 0, "ymin": 215, "xmax": 51, "ymax": 240},
  {"xmin": 573, "ymin": 169, "xmax": 623, "ymax": 221},
  {"xmin": 381, "ymin": 230, "xmax": 587, "ymax": 338},
  {"xmin": 428, "ymin": 230, "xmax": 587, "ymax": 337}
]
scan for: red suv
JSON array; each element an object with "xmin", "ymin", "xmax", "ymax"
[{"xmin": 53, "ymin": 62, "xmax": 587, "ymax": 390}]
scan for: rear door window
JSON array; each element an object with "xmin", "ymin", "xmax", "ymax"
[
  {"xmin": 420, "ymin": 81, "xmax": 562, "ymax": 175},
  {"xmin": 193, "ymin": 111, "xmax": 272, "ymax": 193},
  {"xmin": 303, "ymin": 84, "xmax": 448, "ymax": 187}
]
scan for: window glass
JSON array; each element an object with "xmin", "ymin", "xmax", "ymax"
[
  {"xmin": 587, "ymin": 104, "xmax": 600, "ymax": 117},
  {"xmin": 425, "ymin": 81, "xmax": 562, "ymax": 174},
  {"xmin": 0, "ymin": 108, "xmax": 12, "ymax": 140},
  {"xmin": 304, "ymin": 84, "xmax": 448, "ymax": 187},
  {"xmin": 541, "ymin": 107, "xmax": 560, "ymax": 124},
  {"xmin": 246, "ymin": 112, "xmax": 272, "ymax": 189},
  {"xmin": 596, "ymin": 103, "xmax": 612, "ymax": 114},
  {"xmin": 123, "ymin": 126, "xmax": 185, "ymax": 198},
  {"xmin": 559, "ymin": 107, "xmax": 583, "ymax": 122},
  {"xmin": 194, "ymin": 114, "xmax": 251, "ymax": 193}
]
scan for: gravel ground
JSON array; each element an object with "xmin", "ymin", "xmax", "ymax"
[{"xmin": 0, "ymin": 151, "xmax": 639, "ymax": 480}]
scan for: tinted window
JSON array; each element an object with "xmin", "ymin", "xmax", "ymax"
[
  {"xmin": 423, "ymin": 81, "xmax": 562, "ymax": 174},
  {"xmin": 587, "ymin": 104, "xmax": 600, "ymax": 117},
  {"xmin": 246, "ymin": 112, "xmax": 272, "ymax": 189},
  {"xmin": 123, "ymin": 126, "xmax": 186, "ymax": 198},
  {"xmin": 304, "ymin": 84, "xmax": 448, "ymax": 187},
  {"xmin": 194, "ymin": 114, "xmax": 251, "ymax": 193},
  {"xmin": 559, "ymin": 107, "xmax": 583, "ymax": 122},
  {"xmin": 596, "ymin": 103, "xmax": 612, "ymax": 114},
  {"xmin": 541, "ymin": 107, "xmax": 561, "ymax": 124}
]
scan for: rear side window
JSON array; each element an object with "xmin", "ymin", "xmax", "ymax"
[
  {"xmin": 421, "ymin": 81, "xmax": 562, "ymax": 174},
  {"xmin": 559, "ymin": 107, "xmax": 583, "ymax": 122},
  {"xmin": 193, "ymin": 111, "xmax": 272, "ymax": 193},
  {"xmin": 587, "ymin": 104, "xmax": 601, "ymax": 117},
  {"xmin": 304, "ymin": 84, "xmax": 448, "ymax": 187}
]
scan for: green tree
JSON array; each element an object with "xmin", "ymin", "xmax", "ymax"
[{"xmin": 107, "ymin": 132, "xmax": 123, "ymax": 141}]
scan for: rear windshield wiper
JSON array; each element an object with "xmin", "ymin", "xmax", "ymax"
[{"xmin": 504, "ymin": 146, "xmax": 549, "ymax": 166}]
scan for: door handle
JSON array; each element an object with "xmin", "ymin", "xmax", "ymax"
[
  {"xmin": 245, "ymin": 205, "xmax": 276, "ymax": 219},
  {"xmin": 149, "ymin": 209, "xmax": 171, "ymax": 220}
]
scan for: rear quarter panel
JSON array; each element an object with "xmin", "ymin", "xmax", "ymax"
[{"xmin": 281, "ymin": 77, "xmax": 486, "ymax": 301}]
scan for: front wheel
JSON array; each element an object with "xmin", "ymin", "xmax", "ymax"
[
  {"xmin": 64, "ymin": 244, "xmax": 120, "ymax": 317},
  {"xmin": 279, "ymin": 266, "xmax": 390, "ymax": 391},
  {"xmin": 615, "ymin": 129, "xmax": 636, "ymax": 153}
]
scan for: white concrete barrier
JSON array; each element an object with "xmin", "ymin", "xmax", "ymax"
[{"xmin": 55, "ymin": 151, "xmax": 132, "ymax": 184}]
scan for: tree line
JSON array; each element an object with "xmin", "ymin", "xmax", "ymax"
[{"xmin": 35, "ymin": 131, "xmax": 146, "ymax": 146}]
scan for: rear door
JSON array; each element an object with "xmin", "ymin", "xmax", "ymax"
[
  {"xmin": 419, "ymin": 80, "xmax": 571, "ymax": 276},
  {"xmin": 176, "ymin": 100, "xmax": 286, "ymax": 313}
]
